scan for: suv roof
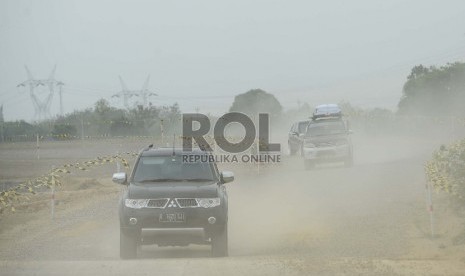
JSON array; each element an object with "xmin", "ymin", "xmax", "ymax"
[{"xmin": 312, "ymin": 104, "xmax": 342, "ymax": 120}]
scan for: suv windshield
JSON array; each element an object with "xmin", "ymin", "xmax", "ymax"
[
  {"xmin": 306, "ymin": 120, "xmax": 346, "ymax": 136},
  {"xmin": 132, "ymin": 155, "xmax": 216, "ymax": 183}
]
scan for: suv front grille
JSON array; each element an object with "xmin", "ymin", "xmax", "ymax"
[
  {"xmin": 147, "ymin": 198, "xmax": 169, "ymax": 208},
  {"xmin": 316, "ymin": 142, "xmax": 336, "ymax": 147},
  {"xmin": 176, "ymin": 198, "xmax": 199, "ymax": 208}
]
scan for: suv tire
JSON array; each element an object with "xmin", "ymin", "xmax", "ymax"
[
  {"xmin": 120, "ymin": 228, "xmax": 138, "ymax": 259},
  {"xmin": 211, "ymin": 224, "xmax": 228, "ymax": 257}
]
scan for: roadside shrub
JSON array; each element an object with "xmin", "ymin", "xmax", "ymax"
[
  {"xmin": 425, "ymin": 139, "xmax": 465, "ymax": 201},
  {"xmin": 52, "ymin": 124, "xmax": 77, "ymax": 139}
]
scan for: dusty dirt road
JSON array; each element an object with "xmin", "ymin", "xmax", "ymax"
[{"xmin": 1, "ymin": 135, "xmax": 465, "ymax": 275}]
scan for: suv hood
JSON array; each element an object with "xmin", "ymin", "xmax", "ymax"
[{"xmin": 128, "ymin": 181, "xmax": 218, "ymax": 199}]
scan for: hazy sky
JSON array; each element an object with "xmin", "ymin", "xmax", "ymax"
[{"xmin": 1, "ymin": 0, "xmax": 464, "ymax": 121}]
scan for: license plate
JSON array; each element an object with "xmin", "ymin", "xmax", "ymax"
[{"xmin": 159, "ymin": 213, "xmax": 185, "ymax": 223}]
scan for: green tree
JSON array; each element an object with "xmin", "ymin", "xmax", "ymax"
[
  {"xmin": 128, "ymin": 104, "xmax": 160, "ymax": 135},
  {"xmin": 0, "ymin": 98, "xmax": 184, "ymax": 140},
  {"xmin": 52, "ymin": 124, "xmax": 77, "ymax": 139},
  {"xmin": 3, "ymin": 120, "xmax": 36, "ymax": 141},
  {"xmin": 109, "ymin": 116, "xmax": 137, "ymax": 136},
  {"xmin": 229, "ymin": 89, "xmax": 282, "ymax": 118},
  {"xmin": 398, "ymin": 62, "xmax": 465, "ymax": 116},
  {"xmin": 426, "ymin": 139, "xmax": 465, "ymax": 244},
  {"xmin": 93, "ymin": 98, "xmax": 125, "ymax": 135},
  {"xmin": 158, "ymin": 103, "xmax": 182, "ymax": 135}
]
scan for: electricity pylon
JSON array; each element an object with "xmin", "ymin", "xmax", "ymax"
[
  {"xmin": 17, "ymin": 65, "xmax": 64, "ymax": 121},
  {"xmin": 112, "ymin": 75, "xmax": 157, "ymax": 109},
  {"xmin": 137, "ymin": 75, "xmax": 157, "ymax": 107}
]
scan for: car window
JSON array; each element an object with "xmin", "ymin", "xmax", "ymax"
[
  {"xmin": 306, "ymin": 121, "xmax": 346, "ymax": 136},
  {"xmin": 298, "ymin": 122, "xmax": 308, "ymax": 133},
  {"xmin": 133, "ymin": 156, "xmax": 215, "ymax": 182},
  {"xmin": 290, "ymin": 123, "xmax": 296, "ymax": 132}
]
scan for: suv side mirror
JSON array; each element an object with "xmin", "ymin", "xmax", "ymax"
[
  {"xmin": 112, "ymin": 172, "xmax": 127, "ymax": 185},
  {"xmin": 220, "ymin": 171, "xmax": 234, "ymax": 184}
]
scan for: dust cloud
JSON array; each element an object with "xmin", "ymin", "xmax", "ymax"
[{"xmin": 1, "ymin": 116, "xmax": 465, "ymax": 275}]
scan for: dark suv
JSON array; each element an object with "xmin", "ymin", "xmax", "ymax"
[
  {"xmin": 112, "ymin": 147, "xmax": 234, "ymax": 259},
  {"xmin": 288, "ymin": 120, "xmax": 310, "ymax": 155}
]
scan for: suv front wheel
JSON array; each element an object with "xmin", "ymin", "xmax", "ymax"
[
  {"xmin": 211, "ymin": 224, "xmax": 228, "ymax": 257},
  {"xmin": 120, "ymin": 228, "xmax": 138, "ymax": 259}
]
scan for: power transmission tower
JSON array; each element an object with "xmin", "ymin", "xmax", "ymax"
[
  {"xmin": 17, "ymin": 65, "xmax": 64, "ymax": 121},
  {"xmin": 138, "ymin": 75, "xmax": 157, "ymax": 107},
  {"xmin": 112, "ymin": 75, "xmax": 157, "ymax": 109},
  {"xmin": 57, "ymin": 81, "xmax": 64, "ymax": 116}
]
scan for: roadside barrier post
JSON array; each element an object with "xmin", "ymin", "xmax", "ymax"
[
  {"xmin": 36, "ymin": 134, "xmax": 40, "ymax": 160},
  {"xmin": 160, "ymin": 119, "xmax": 165, "ymax": 145},
  {"xmin": 116, "ymin": 151, "xmax": 121, "ymax": 173},
  {"xmin": 425, "ymin": 181, "xmax": 435, "ymax": 238},
  {"xmin": 51, "ymin": 166, "xmax": 56, "ymax": 220},
  {"xmin": 80, "ymin": 118, "xmax": 85, "ymax": 141}
]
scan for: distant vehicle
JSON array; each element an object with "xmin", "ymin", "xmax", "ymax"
[
  {"xmin": 113, "ymin": 146, "xmax": 234, "ymax": 259},
  {"xmin": 302, "ymin": 104, "xmax": 353, "ymax": 169},
  {"xmin": 288, "ymin": 120, "xmax": 310, "ymax": 155},
  {"xmin": 312, "ymin": 104, "xmax": 342, "ymax": 120}
]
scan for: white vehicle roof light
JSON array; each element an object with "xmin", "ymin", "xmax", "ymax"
[{"xmin": 312, "ymin": 104, "xmax": 342, "ymax": 120}]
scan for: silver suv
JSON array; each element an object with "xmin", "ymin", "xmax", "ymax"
[{"xmin": 302, "ymin": 105, "xmax": 353, "ymax": 169}]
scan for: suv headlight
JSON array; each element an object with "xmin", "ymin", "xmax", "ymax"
[
  {"xmin": 196, "ymin": 198, "xmax": 220, "ymax": 208},
  {"xmin": 125, "ymin": 199, "xmax": 149, "ymax": 209}
]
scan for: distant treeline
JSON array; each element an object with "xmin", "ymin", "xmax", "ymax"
[
  {"xmin": 0, "ymin": 99, "xmax": 182, "ymax": 142},
  {"xmin": 1, "ymin": 62, "xmax": 465, "ymax": 142}
]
